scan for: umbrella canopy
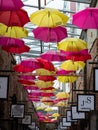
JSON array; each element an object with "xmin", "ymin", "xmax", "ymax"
[
  {"xmin": 20, "ymin": 58, "xmax": 43, "ymax": 70},
  {"xmin": 41, "ymin": 50, "xmax": 66, "ymax": 62},
  {"xmin": 35, "ymin": 68, "xmax": 56, "ymax": 76},
  {"xmin": 0, "ymin": 23, "xmax": 28, "ymax": 38},
  {"xmin": 54, "ymin": 101, "xmax": 66, "ymax": 107},
  {"xmin": 30, "ymin": 8, "xmax": 69, "ymax": 27},
  {"xmin": 44, "ymin": 107, "xmax": 53, "ymax": 112},
  {"xmin": 2, "ymin": 45, "xmax": 30, "ymax": 54},
  {"xmin": 72, "ymin": 7, "xmax": 98, "ymax": 29},
  {"xmin": 57, "ymin": 37, "xmax": 88, "ymax": 52},
  {"xmin": 61, "ymin": 60, "xmax": 85, "ymax": 71},
  {"xmin": 18, "ymin": 79, "xmax": 35, "ymax": 86},
  {"xmin": 57, "ymin": 76, "xmax": 78, "ymax": 83},
  {"xmin": 13, "ymin": 64, "xmax": 34, "ymax": 73},
  {"xmin": 56, "ymin": 68, "xmax": 75, "ymax": 75},
  {"xmin": 51, "ymin": 113, "xmax": 60, "ymax": 117},
  {"xmin": 0, "ymin": 0, "xmax": 24, "ymax": 11},
  {"xmin": 66, "ymin": 50, "xmax": 91, "ymax": 61},
  {"xmin": 35, "ymin": 80, "xmax": 54, "ymax": 88},
  {"xmin": 0, "ymin": 37, "xmax": 30, "ymax": 54},
  {"xmin": 0, "ymin": 9, "xmax": 30, "ymax": 27},
  {"xmin": 32, "ymin": 26, "xmax": 68, "ymax": 42},
  {"xmin": 36, "ymin": 58, "xmax": 55, "ymax": 71},
  {"xmin": 38, "ymin": 76, "xmax": 56, "ymax": 81},
  {"xmin": 56, "ymin": 92, "xmax": 70, "ymax": 99},
  {"xmin": 18, "ymin": 75, "xmax": 36, "ymax": 81}
]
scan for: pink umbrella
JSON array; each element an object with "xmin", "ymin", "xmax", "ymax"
[
  {"xmin": 41, "ymin": 50, "xmax": 66, "ymax": 61},
  {"xmin": 23, "ymin": 86, "xmax": 39, "ymax": 90},
  {"xmin": 18, "ymin": 75, "xmax": 36, "ymax": 80},
  {"xmin": 32, "ymin": 26, "xmax": 68, "ymax": 42},
  {"xmin": 0, "ymin": 0, "xmax": 24, "ymax": 11},
  {"xmin": 60, "ymin": 49, "xmax": 91, "ymax": 61},
  {"xmin": 72, "ymin": 7, "xmax": 98, "ymax": 29},
  {"xmin": 20, "ymin": 58, "xmax": 43, "ymax": 70},
  {"xmin": 56, "ymin": 68, "xmax": 75, "ymax": 75}
]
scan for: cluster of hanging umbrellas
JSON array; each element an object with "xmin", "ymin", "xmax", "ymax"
[
  {"xmin": 0, "ymin": 0, "xmax": 30, "ymax": 54},
  {"xmin": 1, "ymin": 0, "xmax": 98, "ymax": 123}
]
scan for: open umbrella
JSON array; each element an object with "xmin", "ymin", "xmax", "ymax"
[
  {"xmin": 0, "ymin": 37, "xmax": 30, "ymax": 54},
  {"xmin": 20, "ymin": 58, "xmax": 43, "ymax": 70},
  {"xmin": 30, "ymin": 8, "xmax": 69, "ymax": 27},
  {"xmin": 0, "ymin": 0, "xmax": 24, "ymax": 11},
  {"xmin": 35, "ymin": 80, "xmax": 54, "ymax": 88},
  {"xmin": 61, "ymin": 60, "xmax": 85, "ymax": 71},
  {"xmin": 2, "ymin": 44, "xmax": 30, "ymax": 54},
  {"xmin": 36, "ymin": 58, "xmax": 55, "ymax": 71},
  {"xmin": 0, "ymin": 23, "xmax": 28, "ymax": 38},
  {"xmin": 72, "ymin": 7, "xmax": 98, "ymax": 29},
  {"xmin": 57, "ymin": 37, "xmax": 88, "ymax": 52},
  {"xmin": 0, "ymin": 9, "xmax": 30, "ymax": 27},
  {"xmin": 35, "ymin": 68, "xmax": 56, "ymax": 76},
  {"xmin": 41, "ymin": 50, "xmax": 66, "ymax": 62},
  {"xmin": 13, "ymin": 64, "xmax": 34, "ymax": 73},
  {"xmin": 65, "ymin": 50, "xmax": 91, "ymax": 61},
  {"xmin": 38, "ymin": 76, "xmax": 56, "ymax": 81},
  {"xmin": 32, "ymin": 26, "xmax": 68, "ymax": 42},
  {"xmin": 56, "ymin": 92, "xmax": 70, "ymax": 99},
  {"xmin": 56, "ymin": 68, "xmax": 75, "ymax": 75},
  {"xmin": 57, "ymin": 76, "xmax": 78, "ymax": 83}
]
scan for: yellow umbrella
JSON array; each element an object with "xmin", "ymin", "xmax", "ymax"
[
  {"xmin": 57, "ymin": 75, "xmax": 78, "ymax": 83},
  {"xmin": 55, "ymin": 101, "xmax": 66, "ymax": 107},
  {"xmin": 61, "ymin": 60, "xmax": 85, "ymax": 71},
  {"xmin": 51, "ymin": 113, "xmax": 60, "ymax": 117},
  {"xmin": 57, "ymin": 37, "xmax": 88, "ymax": 52},
  {"xmin": 35, "ymin": 68, "xmax": 56, "ymax": 75},
  {"xmin": 0, "ymin": 23, "xmax": 28, "ymax": 38},
  {"xmin": 44, "ymin": 107, "xmax": 53, "ymax": 112},
  {"xmin": 30, "ymin": 8, "xmax": 69, "ymax": 27},
  {"xmin": 56, "ymin": 92, "xmax": 70, "ymax": 99},
  {"xmin": 36, "ymin": 106, "xmax": 45, "ymax": 111},
  {"xmin": 35, "ymin": 80, "xmax": 54, "ymax": 88}
]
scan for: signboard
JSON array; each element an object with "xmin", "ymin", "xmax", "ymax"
[
  {"xmin": 77, "ymin": 94, "xmax": 95, "ymax": 112},
  {"xmin": 71, "ymin": 106, "xmax": 85, "ymax": 120},
  {"xmin": 62, "ymin": 117, "xmax": 71, "ymax": 127},
  {"xmin": 93, "ymin": 67, "xmax": 98, "ymax": 91},
  {"xmin": 11, "ymin": 104, "xmax": 25, "ymax": 118},
  {"xmin": 22, "ymin": 115, "xmax": 32, "ymax": 125},
  {"xmin": 0, "ymin": 76, "xmax": 9, "ymax": 99}
]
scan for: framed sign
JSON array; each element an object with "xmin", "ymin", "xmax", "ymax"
[
  {"xmin": 71, "ymin": 106, "xmax": 85, "ymax": 120},
  {"xmin": 59, "ymin": 121, "xmax": 67, "ymax": 130},
  {"xmin": 62, "ymin": 117, "xmax": 71, "ymax": 127},
  {"xmin": 28, "ymin": 122, "xmax": 36, "ymax": 129},
  {"xmin": 66, "ymin": 110, "xmax": 77, "ymax": 122},
  {"xmin": 22, "ymin": 115, "xmax": 32, "ymax": 125},
  {"xmin": 0, "ymin": 75, "xmax": 9, "ymax": 99},
  {"xmin": 10, "ymin": 104, "xmax": 25, "ymax": 118},
  {"xmin": 93, "ymin": 67, "xmax": 98, "ymax": 91},
  {"xmin": 77, "ymin": 94, "xmax": 95, "ymax": 112}
]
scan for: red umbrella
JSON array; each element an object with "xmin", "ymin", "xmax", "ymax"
[
  {"xmin": 41, "ymin": 92, "xmax": 55, "ymax": 97},
  {"xmin": 40, "ymin": 86, "xmax": 55, "ymax": 91},
  {"xmin": 41, "ymin": 50, "xmax": 66, "ymax": 62},
  {"xmin": 0, "ymin": 0, "xmax": 24, "ymax": 11},
  {"xmin": 0, "ymin": 9, "xmax": 30, "ymax": 27},
  {"xmin": 36, "ymin": 58, "xmax": 55, "ymax": 71},
  {"xmin": 13, "ymin": 64, "xmax": 34, "ymax": 73},
  {"xmin": 72, "ymin": 7, "xmax": 98, "ymax": 29},
  {"xmin": 18, "ymin": 79, "xmax": 35, "ymax": 85},
  {"xmin": 32, "ymin": 26, "xmax": 68, "ymax": 43},
  {"xmin": 38, "ymin": 76, "xmax": 56, "ymax": 81}
]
